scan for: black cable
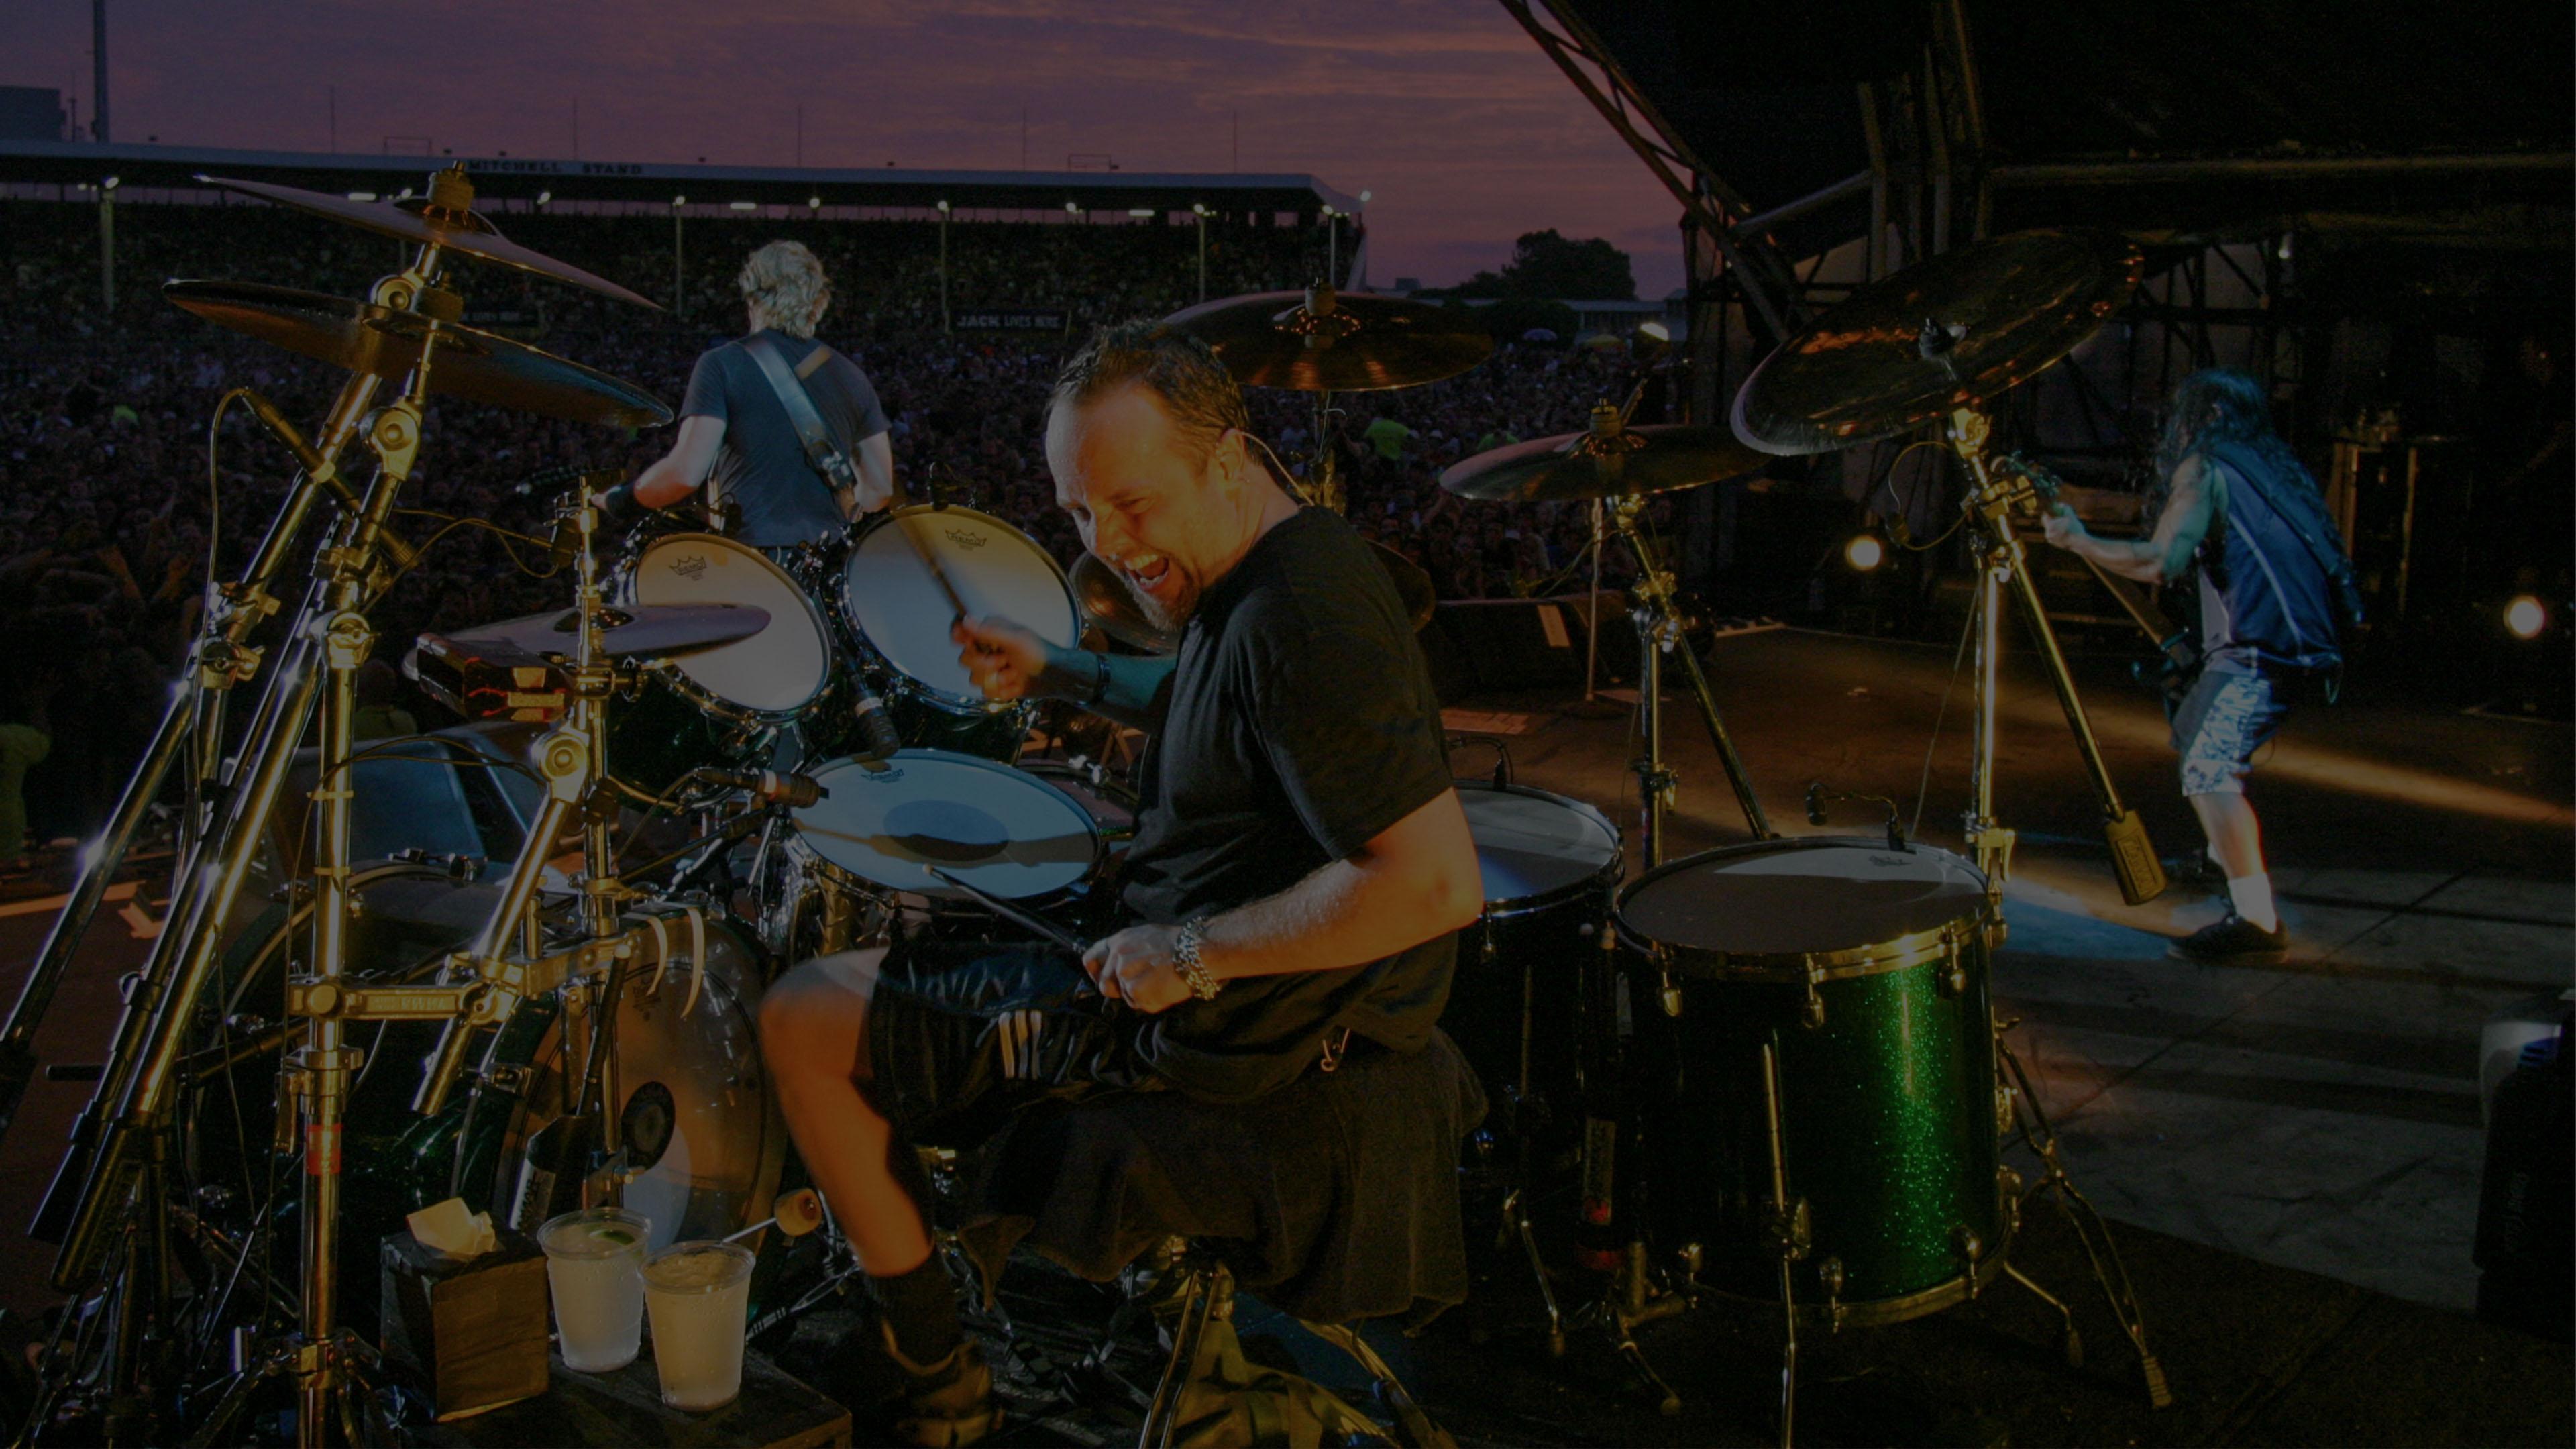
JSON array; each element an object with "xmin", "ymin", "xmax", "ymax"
[{"xmin": 1911, "ymin": 582, "xmax": 1983, "ymax": 841}]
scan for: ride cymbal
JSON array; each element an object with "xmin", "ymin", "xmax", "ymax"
[
  {"xmin": 1441, "ymin": 419, "xmax": 1768, "ymax": 504},
  {"xmin": 166, "ymin": 280, "xmax": 672, "ymax": 429},
  {"xmin": 197, "ymin": 174, "xmax": 661, "ymax": 309},
  {"xmin": 1729, "ymin": 229, "xmax": 2144, "ymax": 456},
  {"xmin": 1161, "ymin": 286, "xmax": 1493, "ymax": 392}
]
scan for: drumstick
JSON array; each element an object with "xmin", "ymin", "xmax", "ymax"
[
  {"xmin": 892, "ymin": 511, "xmax": 973, "ymax": 622},
  {"xmin": 926, "ymin": 867, "xmax": 1091, "ymax": 955}
]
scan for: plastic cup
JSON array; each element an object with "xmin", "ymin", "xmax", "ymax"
[
  {"xmin": 642, "ymin": 1240, "xmax": 756, "ymax": 1411},
  {"xmin": 539, "ymin": 1206, "xmax": 651, "ymax": 1373}
]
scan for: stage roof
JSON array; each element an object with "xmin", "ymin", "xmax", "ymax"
[
  {"xmin": 0, "ymin": 140, "xmax": 1360, "ymax": 217},
  {"xmin": 1554, "ymin": 0, "xmax": 2572, "ymax": 248}
]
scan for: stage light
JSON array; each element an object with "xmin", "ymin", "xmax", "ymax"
[
  {"xmin": 807, "ymin": 195, "xmax": 822, "ymax": 210},
  {"xmin": 936, "ymin": 199, "xmax": 951, "ymax": 213},
  {"xmin": 1064, "ymin": 201, "xmax": 1080, "ymax": 214},
  {"xmin": 728, "ymin": 200, "xmax": 757, "ymax": 211},
  {"xmin": 1844, "ymin": 535, "xmax": 1885, "ymax": 572},
  {"xmin": 1191, "ymin": 203, "xmax": 1209, "ymax": 216},
  {"xmin": 2505, "ymin": 594, "xmax": 2548, "ymax": 639},
  {"xmin": 101, "ymin": 176, "xmax": 119, "ymax": 191},
  {"xmin": 1359, "ymin": 189, "xmax": 1371, "ymax": 204},
  {"xmin": 345, "ymin": 191, "xmax": 376, "ymax": 202},
  {"xmin": 672, "ymin": 194, "xmax": 687, "ymax": 207}
]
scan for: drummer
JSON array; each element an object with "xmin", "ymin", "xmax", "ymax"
[
  {"xmin": 755, "ymin": 323, "xmax": 1483, "ymax": 1446},
  {"xmin": 596, "ymin": 239, "xmax": 894, "ymax": 553}
]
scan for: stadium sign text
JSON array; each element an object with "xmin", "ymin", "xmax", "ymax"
[
  {"xmin": 459, "ymin": 159, "xmax": 645, "ymax": 176},
  {"xmin": 953, "ymin": 309, "xmax": 1068, "ymax": 332}
]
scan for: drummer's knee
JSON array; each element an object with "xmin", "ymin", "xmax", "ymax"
[{"xmin": 759, "ymin": 947, "xmax": 887, "ymax": 1079}]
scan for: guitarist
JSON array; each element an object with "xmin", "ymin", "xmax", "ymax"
[{"xmin": 2043, "ymin": 368, "xmax": 2355, "ymax": 965}]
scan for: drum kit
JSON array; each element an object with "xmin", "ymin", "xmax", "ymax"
[{"xmin": 0, "ymin": 154, "xmax": 2170, "ymax": 1446}]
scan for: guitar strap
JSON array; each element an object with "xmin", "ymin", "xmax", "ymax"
[{"xmin": 741, "ymin": 333, "xmax": 861, "ymax": 503}]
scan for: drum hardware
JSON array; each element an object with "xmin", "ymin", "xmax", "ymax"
[
  {"xmin": 1729, "ymin": 228, "xmax": 2165, "ymax": 904},
  {"xmin": 927, "ymin": 867, "xmax": 1092, "ymax": 955}
]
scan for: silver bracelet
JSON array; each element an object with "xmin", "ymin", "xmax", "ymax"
[{"xmin": 1173, "ymin": 918, "xmax": 1222, "ymax": 1002}]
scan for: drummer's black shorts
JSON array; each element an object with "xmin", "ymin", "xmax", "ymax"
[{"xmin": 863, "ymin": 941, "xmax": 1164, "ymax": 1143}]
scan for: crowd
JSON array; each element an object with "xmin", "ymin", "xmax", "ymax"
[{"xmin": 0, "ymin": 195, "xmax": 1652, "ymax": 849}]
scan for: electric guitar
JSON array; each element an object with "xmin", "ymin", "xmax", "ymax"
[{"xmin": 1992, "ymin": 453, "xmax": 2203, "ymax": 704}]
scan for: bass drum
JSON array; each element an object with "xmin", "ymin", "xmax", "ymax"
[
  {"xmin": 191, "ymin": 869, "xmax": 789, "ymax": 1334},
  {"xmin": 1617, "ymin": 837, "xmax": 2010, "ymax": 1324}
]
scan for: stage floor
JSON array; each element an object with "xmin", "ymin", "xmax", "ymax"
[{"xmin": 0, "ymin": 624, "xmax": 2566, "ymax": 1444}]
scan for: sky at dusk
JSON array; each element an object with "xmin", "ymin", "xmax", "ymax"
[{"xmin": 7, "ymin": 1, "xmax": 1687, "ymax": 296}]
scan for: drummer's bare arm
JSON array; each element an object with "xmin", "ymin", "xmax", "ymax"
[
  {"xmin": 1081, "ymin": 790, "xmax": 1480, "ymax": 1012},
  {"xmin": 952, "ymin": 616, "xmax": 1175, "ymax": 731},
  {"xmin": 630, "ymin": 415, "xmax": 726, "ymax": 510},
  {"xmin": 841, "ymin": 432, "xmax": 895, "ymax": 518},
  {"xmin": 2042, "ymin": 454, "xmax": 2218, "ymax": 584}
]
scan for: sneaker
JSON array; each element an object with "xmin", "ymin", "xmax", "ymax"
[
  {"xmin": 2169, "ymin": 912, "xmax": 2288, "ymax": 965},
  {"xmin": 874, "ymin": 1320, "xmax": 1000, "ymax": 1448}
]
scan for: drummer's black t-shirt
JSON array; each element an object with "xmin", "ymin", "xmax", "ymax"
[
  {"xmin": 1120, "ymin": 507, "xmax": 1458, "ymax": 1102},
  {"xmin": 679, "ymin": 329, "xmax": 890, "ymax": 548}
]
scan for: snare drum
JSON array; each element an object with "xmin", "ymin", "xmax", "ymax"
[
  {"xmin": 1617, "ymin": 837, "xmax": 2008, "ymax": 1324},
  {"xmin": 776, "ymin": 747, "xmax": 1102, "ymax": 926},
  {"xmin": 837, "ymin": 506, "xmax": 1079, "ymax": 757},
  {"xmin": 1445, "ymin": 782, "xmax": 1623, "ymax": 1135}
]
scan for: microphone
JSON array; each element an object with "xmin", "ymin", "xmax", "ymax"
[
  {"xmin": 697, "ymin": 768, "xmax": 828, "ymax": 808},
  {"xmin": 851, "ymin": 690, "xmax": 903, "ymax": 761},
  {"xmin": 1805, "ymin": 781, "xmax": 1829, "ymax": 826}
]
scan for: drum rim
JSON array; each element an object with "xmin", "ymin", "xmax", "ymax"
[
  {"xmin": 1615, "ymin": 835, "xmax": 1998, "ymax": 981},
  {"xmin": 616, "ymin": 530, "xmax": 837, "ymax": 718},
  {"xmin": 837, "ymin": 505, "xmax": 1079, "ymax": 715},
  {"xmin": 791, "ymin": 747, "xmax": 1106, "ymax": 900},
  {"xmin": 1455, "ymin": 778, "xmax": 1625, "ymax": 918},
  {"xmin": 1688, "ymin": 1187, "xmax": 2017, "ymax": 1326}
]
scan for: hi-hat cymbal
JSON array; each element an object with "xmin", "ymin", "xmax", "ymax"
[
  {"xmin": 1729, "ymin": 228, "xmax": 2143, "ymax": 456},
  {"xmin": 1161, "ymin": 286, "xmax": 1493, "ymax": 391},
  {"xmin": 198, "ymin": 174, "xmax": 660, "ymax": 309},
  {"xmin": 453, "ymin": 604, "xmax": 773, "ymax": 662},
  {"xmin": 1440, "ymin": 421, "xmax": 1767, "ymax": 503},
  {"xmin": 1072, "ymin": 538, "xmax": 1436, "ymax": 656},
  {"xmin": 166, "ymin": 280, "xmax": 672, "ymax": 429}
]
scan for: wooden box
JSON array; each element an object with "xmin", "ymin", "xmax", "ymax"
[{"xmin": 379, "ymin": 1228, "xmax": 552, "ymax": 1421}]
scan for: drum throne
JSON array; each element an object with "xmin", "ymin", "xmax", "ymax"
[{"xmin": 940, "ymin": 1028, "xmax": 1486, "ymax": 1447}]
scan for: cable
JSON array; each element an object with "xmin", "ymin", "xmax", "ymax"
[
  {"xmin": 1911, "ymin": 584, "xmax": 1982, "ymax": 841},
  {"xmin": 203, "ymin": 388, "xmax": 254, "ymax": 586}
]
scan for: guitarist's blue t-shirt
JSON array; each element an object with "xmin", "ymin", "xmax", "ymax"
[
  {"xmin": 678, "ymin": 329, "xmax": 890, "ymax": 548},
  {"xmin": 2194, "ymin": 443, "xmax": 2345, "ymax": 675}
]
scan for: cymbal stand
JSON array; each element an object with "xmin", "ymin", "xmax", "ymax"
[
  {"xmin": 0, "ymin": 376, "xmax": 381, "ymax": 1156},
  {"xmin": 1943, "ymin": 408, "xmax": 2164, "ymax": 904},
  {"xmin": 1602, "ymin": 488, "xmax": 1770, "ymax": 863}
]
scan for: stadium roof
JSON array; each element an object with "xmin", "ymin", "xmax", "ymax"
[{"xmin": 0, "ymin": 140, "xmax": 1362, "ymax": 216}]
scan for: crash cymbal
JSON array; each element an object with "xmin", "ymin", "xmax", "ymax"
[
  {"xmin": 453, "ymin": 604, "xmax": 771, "ymax": 662},
  {"xmin": 1729, "ymin": 228, "xmax": 2143, "ymax": 456},
  {"xmin": 199, "ymin": 173, "xmax": 659, "ymax": 309},
  {"xmin": 1071, "ymin": 551, "xmax": 1176, "ymax": 654},
  {"xmin": 166, "ymin": 280, "xmax": 672, "ymax": 429},
  {"xmin": 1072, "ymin": 539, "xmax": 1435, "ymax": 656},
  {"xmin": 1161, "ymin": 286, "xmax": 1492, "ymax": 392},
  {"xmin": 1440, "ymin": 417, "xmax": 1767, "ymax": 503}
]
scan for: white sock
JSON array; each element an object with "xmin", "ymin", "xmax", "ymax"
[{"xmin": 2226, "ymin": 873, "xmax": 2279, "ymax": 933}]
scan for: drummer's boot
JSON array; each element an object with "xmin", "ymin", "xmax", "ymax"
[{"xmin": 879, "ymin": 1320, "xmax": 1000, "ymax": 1448}]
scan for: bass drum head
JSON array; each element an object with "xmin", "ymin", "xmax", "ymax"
[
  {"xmin": 1457, "ymin": 782, "xmax": 1621, "ymax": 913},
  {"xmin": 842, "ymin": 508, "xmax": 1078, "ymax": 708},
  {"xmin": 1623, "ymin": 838, "xmax": 1986, "ymax": 958},
  {"xmin": 500, "ymin": 914, "xmax": 783, "ymax": 1254},
  {"xmin": 627, "ymin": 533, "xmax": 833, "ymax": 715},
  {"xmin": 792, "ymin": 750, "xmax": 1099, "ymax": 900}
]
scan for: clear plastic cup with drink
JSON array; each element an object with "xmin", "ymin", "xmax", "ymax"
[
  {"xmin": 643, "ymin": 1240, "xmax": 756, "ymax": 1411},
  {"xmin": 538, "ymin": 1206, "xmax": 651, "ymax": 1373}
]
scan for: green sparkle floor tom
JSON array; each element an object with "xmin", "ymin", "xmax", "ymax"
[{"xmin": 1617, "ymin": 837, "xmax": 2010, "ymax": 1325}]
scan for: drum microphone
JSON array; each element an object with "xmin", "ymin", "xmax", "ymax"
[
  {"xmin": 698, "ymin": 768, "xmax": 828, "ymax": 808},
  {"xmin": 852, "ymin": 691, "xmax": 904, "ymax": 761}
]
